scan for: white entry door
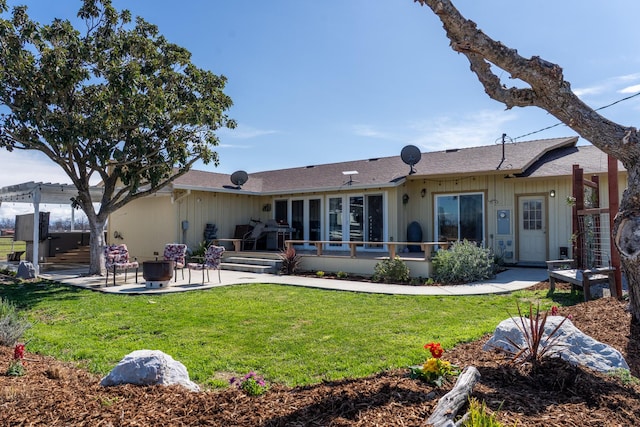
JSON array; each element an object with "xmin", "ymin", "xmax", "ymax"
[{"xmin": 518, "ymin": 196, "xmax": 547, "ymax": 264}]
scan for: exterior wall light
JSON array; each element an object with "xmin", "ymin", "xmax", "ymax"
[
  {"xmin": 402, "ymin": 193, "xmax": 410, "ymax": 204},
  {"xmin": 421, "ymin": 188, "xmax": 426, "ymax": 198},
  {"xmin": 549, "ymin": 190, "xmax": 556, "ymax": 198}
]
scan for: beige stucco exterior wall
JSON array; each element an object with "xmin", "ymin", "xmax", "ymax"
[
  {"xmin": 175, "ymin": 191, "xmax": 271, "ymax": 250},
  {"xmin": 107, "ymin": 168, "xmax": 626, "ymax": 272},
  {"xmin": 107, "ymin": 194, "xmax": 177, "ymax": 261},
  {"xmin": 398, "ymin": 170, "xmax": 626, "ymax": 264},
  {"xmin": 299, "ymin": 254, "xmax": 432, "ymax": 278}
]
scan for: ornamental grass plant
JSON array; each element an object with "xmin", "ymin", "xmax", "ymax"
[{"xmin": 0, "ymin": 297, "xmax": 32, "ymax": 346}]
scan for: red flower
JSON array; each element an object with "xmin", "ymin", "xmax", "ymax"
[
  {"xmin": 13, "ymin": 343, "xmax": 25, "ymax": 360},
  {"xmin": 551, "ymin": 306, "xmax": 559, "ymax": 316},
  {"xmin": 424, "ymin": 342, "xmax": 444, "ymax": 358}
]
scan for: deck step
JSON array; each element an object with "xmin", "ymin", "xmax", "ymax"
[
  {"xmin": 221, "ymin": 262, "xmax": 275, "ymax": 274},
  {"xmin": 221, "ymin": 256, "xmax": 282, "ymax": 274},
  {"xmin": 224, "ymin": 256, "xmax": 280, "ymax": 267}
]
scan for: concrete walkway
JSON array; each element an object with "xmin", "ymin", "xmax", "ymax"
[{"xmin": 36, "ymin": 266, "xmax": 549, "ymax": 296}]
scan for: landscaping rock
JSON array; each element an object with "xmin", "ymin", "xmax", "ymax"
[
  {"xmin": 16, "ymin": 261, "xmax": 36, "ymax": 279},
  {"xmin": 483, "ymin": 316, "xmax": 629, "ymax": 372},
  {"xmin": 100, "ymin": 349, "xmax": 200, "ymax": 392}
]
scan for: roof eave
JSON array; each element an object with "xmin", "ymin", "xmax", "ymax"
[{"xmin": 172, "ymin": 179, "xmax": 405, "ymax": 196}]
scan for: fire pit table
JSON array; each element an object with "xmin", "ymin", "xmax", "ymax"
[{"xmin": 142, "ymin": 260, "xmax": 175, "ymax": 289}]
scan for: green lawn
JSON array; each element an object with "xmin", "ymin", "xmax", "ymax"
[
  {"xmin": 0, "ymin": 279, "xmax": 580, "ymax": 388},
  {"xmin": 0, "ymin": 237, "xmax": 26, "ymax": 260}
]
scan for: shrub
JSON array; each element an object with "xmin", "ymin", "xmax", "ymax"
[
  {"xmin": 189, "ymin": 240, "xmax": 209, "ymax": 259},
  {"xmin": 230, "ymin": 371, "xmax": 269, "ymax": 396},
  {"xmin": 279, "ymin": 246, "xmax": 301, "ymax": 275},
  {"xmin": 372, "ymin": 256, "xmax": 410, "ymax": 284},
  {"xmin": 315, "ymin": 270, "xmax": 325, "ymax": 278},
  {"xmin": 0, "ymin": 297, "xmax": 32, "ymax": 346},
  {"xmin": 336, "ymin": 271, "xmax": 348, "ymax": 279},
  {"xmin": 432, "ymin": 240, "xmax": 495, "ymax": 285}
]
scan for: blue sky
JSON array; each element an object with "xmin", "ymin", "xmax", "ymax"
[{"xmin": 2, "ymin": 0, "xmax": 640, "ymax": 218}]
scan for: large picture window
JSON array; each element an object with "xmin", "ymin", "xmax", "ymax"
[{"xmin": 435, "ymin": 193, "xmax": 484, "ymax": 244}]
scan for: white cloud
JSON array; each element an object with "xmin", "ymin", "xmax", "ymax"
[
  {"xmin": 351, "ymin": 124, "xmax": 396, "ymax": 140},
  {"xmin": 218, "ymin": 125, "xmax": 279, "ymax": 140},
  {"xmin": 614, "ymin": 73, "xmax": 640, "ymax": 83},
  {"xmin": 346, "ymin": 110, "xmax": 519, "ymax": 153},
  {"xmin": 575, "ymin": 73, "xmax": 640, "ymax": 98},
  {"xmin": 0, "ymin": 150, "xmax": 72, "ymax": 188},
  {"xmin": 620, "ymin": 84, "xmax": 640, "ymax": 94},
  {"xmin": 406, "ymin": 110, "xmax": 518, "ymax": 152},
  {"xmin": 0, "ymin": 203, "xmax": 82, "ymax": 222},
  {"xmin": 574, "ymin": 85, "xmax": 606, "ymax": 97}
]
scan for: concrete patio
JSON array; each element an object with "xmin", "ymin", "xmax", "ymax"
[{"xmin": 19, "ymin": 265, "xmax": 552, "ymax": 296}]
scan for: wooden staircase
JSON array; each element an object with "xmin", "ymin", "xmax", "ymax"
[{"xmin": 48, "ymin": 246, "xmax": 91, "ymax": 264}]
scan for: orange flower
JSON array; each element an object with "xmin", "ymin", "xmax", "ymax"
[{"xmin": 424, "ymin": 342, "xmax": 444, "ymax": 358}]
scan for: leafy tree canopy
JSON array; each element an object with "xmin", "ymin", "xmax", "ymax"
[{"xmin": 0, "ymin": 0, "xmax": 235, "ymax": 273}]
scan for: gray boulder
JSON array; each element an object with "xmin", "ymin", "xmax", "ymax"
[
  {"xmin": 100, "ymin": 349, "xmax": 200, "ymax": 392},
  {"xmin": 483, "ymin": 316, "xmax": 629, "ymax": 373},
  {"xmin": 16, "ymin": 261, "xmax": 36, "ymax": 279}
]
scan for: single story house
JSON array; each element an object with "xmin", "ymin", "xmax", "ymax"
[{"xmin": 106, "ymin": 136, "xmax": 626, "ymax": 278}]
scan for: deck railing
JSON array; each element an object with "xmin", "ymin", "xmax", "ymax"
[
  {"xmin": 207, "ymin": 237, "xmax": 449, "ymax": 261},
  {"xmin": 284, "ymin": 240, "xmax": 449, "ymax": 261}
]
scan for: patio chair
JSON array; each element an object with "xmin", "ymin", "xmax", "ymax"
[
  {"xmin": 187, "ymin": 245, "xmax": 225, "ymax": 284},
  {"xmin": 241, "ymin": 222, "xmax": 266, "ymax": 250},
  {"xmin": 104, "ymin": 244, "xmax": 139, "ymax": 286},
  {"xmin": 163, "ymin": 243, "xmax": 187, "ymax": 282}
]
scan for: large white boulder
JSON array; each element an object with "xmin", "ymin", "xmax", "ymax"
[
  {"xmin": 483, "ymin": 316, "xmax": 629, "ymax": 373},
  {"xmin": 100, "ymin": 349, "xmax": 200, "ymax": 392}
]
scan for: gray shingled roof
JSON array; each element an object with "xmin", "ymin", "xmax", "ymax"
[
  {"xmin": 519, "ymin": 144, "xmax": 624, "ymax": 178},
  {"xmin": 174, "ymin": 136, "xmax": 623, "ymax": 194}
]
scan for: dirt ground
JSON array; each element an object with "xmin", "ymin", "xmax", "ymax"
[{"xmin": 1, "ymin": 281, "xmax": 639, "ymax": 426}]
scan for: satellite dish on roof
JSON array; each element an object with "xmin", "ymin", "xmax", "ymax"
[
  {"xmin": 230, "ymin": 170, "xmax": 249, "ymax": 188},
  {"xmin": 400, "ymin": 145, "xmax": 421, "ymax": 175}
]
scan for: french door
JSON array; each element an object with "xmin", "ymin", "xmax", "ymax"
[
  {"xmin": 327, "ymin": 194, "xmax": 384, "ymax": 249},
  {"xmin": 290, "ymin": 198, "xmax": 322, "ymax": 247}
]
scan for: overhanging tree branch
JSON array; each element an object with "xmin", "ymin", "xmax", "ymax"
[
  {"xmin": 414, "ymin": 0, "xmax": 639, "ymax": 162},
  {"xmin": 413, "ymin": 0, "xmax": 640, "ymax": 322}
]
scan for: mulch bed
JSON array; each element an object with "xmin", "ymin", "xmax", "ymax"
[{"xmin": 1, "ymin": 279, "xmax": 639, "ymax": 426}]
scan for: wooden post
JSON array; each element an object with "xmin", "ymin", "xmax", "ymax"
[
  {"xmin": 572, "ymin": 165, "xmax": 584, "ymax": 268},
  {"xmin": 608, "ymin": 155, "xmax": 623, "ymax": 298},
  {"xmin": 592, "ymin": 174, "xmax": 602, "ymax": 266}
]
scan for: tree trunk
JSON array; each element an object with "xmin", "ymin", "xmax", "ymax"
[
  {"xmin": 88, "ymin": 217, "xmax": 107, "ymax": 276},
  {"xmin": 614, "ymin": 162, "xmax": 640, "ymax": 318}
]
